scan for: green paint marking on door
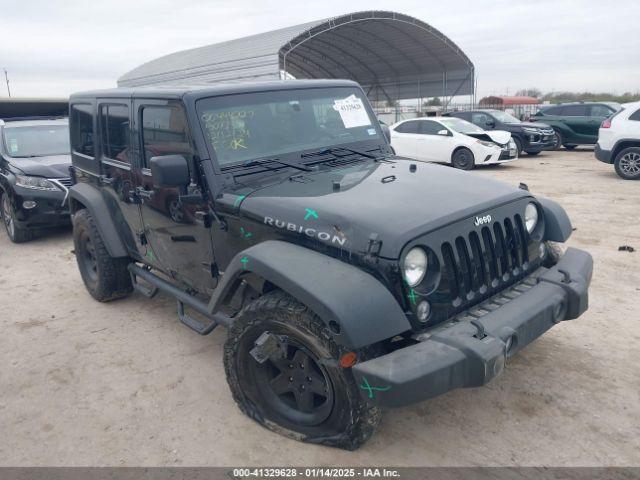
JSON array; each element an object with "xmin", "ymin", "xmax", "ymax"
[
  {"xmin": 146, "ymin": 249, "xmax": 155, "ymax": 261},
  {"xmin": 304, "ymin": 208, "xmax": 318, "ymax": 221},
  {"xmin": 240, "ymin": 256, "xmax": 249, "ymax": 269},
  {"xmin": 407, "ymin": 288, "xmax": 418, "ymax": 306},
  {"xmin": 240, "ymin": 227, "xmax": 252, "ymax": 239},
  {"xmin": 233, "ymin": 195, "xmax": 246, "ymax": 207},
  {"xmin": 360, "ymin": 377, "xmax": 391, "ymax": 399}
]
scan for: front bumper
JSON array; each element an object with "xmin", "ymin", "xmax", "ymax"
[
  {"xmin": 595, "ymin": 143, "xmax": 612, "ymax": 164},
  {"xmin": 12, "ymin": 185, "xmax": 70, "ymax": 228},
  {"xmin": 353, "ymin": 247, "xmax": 593, "ymax": 407},
  {"xmin": 523, "ymin": 133, "xmax": 555, "ymax": 152}
]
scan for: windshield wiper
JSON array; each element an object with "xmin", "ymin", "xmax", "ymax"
[
  {"xmin": 301, "ymin": 146, "xmax": 380, "ymax": 161},
  {"xmin": 242, "ymin": 157, "xmax": 312, "ymax": 172}
]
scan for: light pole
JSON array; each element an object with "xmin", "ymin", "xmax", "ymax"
[{"xmin": 3, "ymin": 69, "xmax": 10, "ymax": 97}]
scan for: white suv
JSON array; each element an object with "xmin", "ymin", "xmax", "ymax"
[{"xmin": 595, "ymin": 101, "xmax": 640, "ymax": 180}]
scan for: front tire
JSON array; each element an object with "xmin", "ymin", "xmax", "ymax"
[
  {"xmin": 513, "ymin": 137, "xmax": 523, "ymax": 156},
  {"xmin": 553, "ymin": 130, "xmax": 564, "ymax": 150},
  {"xmin": 1, "ymin": 191, "xmax": 34, "ymax": 243},
  {"xmin": 72, "ymin": 209, "xmax": 133, "ymax": 301},
  {"xmin": 525, "ymin": 151, "xmax": 540, "ymax": 156},
  {"xmin": 614, "ymin": 147, "xmax": 640, "ymax": 180},
  {"xmin": 224, "ymin": 291, "xmax": 381, "ymax": 450},
  {"xmin": 451, "ymin": 148, "xmax": 475, "ymax": 170}
]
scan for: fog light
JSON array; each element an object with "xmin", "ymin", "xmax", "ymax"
[
  {"xmin": 539, "ymin": 243, "xmax": 546, "ymax": 258},
  {"xmin": 22, "ymin": 200, "xmax": 37, "ymax": 209},
  {"xmin": 416, "ymin": 301, "xmax": 431, "ymax": 322}
]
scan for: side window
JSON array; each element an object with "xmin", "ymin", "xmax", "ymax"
[
  {"xmin": 394, "ymin": 120, "xmax": 420, "ymax": 134},
  {"xmin": 99, "ymin": 104, "xmax": 130, "ymax": 162},
  {"xmin": 629, "ymin": 108, "xmax": 640, "ymax": 121},
  {"xmin": 420, "ymin": 120, "xmax": 445, "ymax": 135},
  {"xmin": 562, "ymin": 105, "xmax": 588, "ymax": 116},
  {"xmin": 70, "ymin": 104, "xmax": 94, "ymax": 157},
  {"xmin": 471, "ymin": 113, "xmax": 489, "ymax": 126},
  {"xmin": 141, "ymin": 106, "xmax": 192, "ymax": 169},
  {"xmin": 590, "ymin": 105, "xmax": 614, "ymax": 117}
]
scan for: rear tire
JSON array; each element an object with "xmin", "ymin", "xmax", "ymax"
[
  {"xmin": 224, "ymin": 290, "xmax": 381, "ymax": 450},
  {"xmin": 72, "ymin": 209, "xmax": 133, "ymax": 301},
  {"xmin": 451, "ymin": 148, "xmax": 475, "ymax": 170},
  {"xmin": 614, "ymin": 147, "xmax": 640, "ymax": 180},
  {"xmin": 1, "ymin": 191, "xmax": 34, "ymax": 243}
]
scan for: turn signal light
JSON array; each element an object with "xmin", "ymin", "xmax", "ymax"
[{"xmin": 339, "ymin": 351, "xmax": 358, "ymax": 368}]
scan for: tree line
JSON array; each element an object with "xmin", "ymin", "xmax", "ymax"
[{"xmin": 515, "ymin": 88, "xmax": 640, "ymax": 104}]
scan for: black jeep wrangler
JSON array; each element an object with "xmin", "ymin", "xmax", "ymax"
[{"xmin": 68, "ymin": 80, "xmax": 593, "ymax": 450}]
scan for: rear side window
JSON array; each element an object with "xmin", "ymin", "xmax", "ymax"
[
  {"xmin": 394, "ymin": 120, "xmax": 420, "ymax": 134},
  {"xmin": 562, "ymin": 105, "xmax": 588, "ymax": 116},
  {"xmin": 99, "ymin": 104, "xmax": 130, "ymax": 162},
  {"xmin": 629, "ymin": 108, "xmax": 640, "ymax": 121},
  {"xmin": 141, "ymin": 105, "xmax": 191, "ymax": 169},
  {"xmin": 70, "ymin": 104, "xmax": 94, "ymax": 157}
]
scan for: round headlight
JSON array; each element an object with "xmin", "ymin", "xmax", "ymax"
[
  {"xmin": 403, "ymin": 247, "xmax": 428, "ymax": 287},
  {"xmin": 525, "ymin": 202, "xmax": 539, "ymax": 233}
]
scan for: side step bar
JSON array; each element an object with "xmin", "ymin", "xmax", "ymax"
[{"xmin": 128, "ymin": 264, "xmax": 233, "ymax": 335}]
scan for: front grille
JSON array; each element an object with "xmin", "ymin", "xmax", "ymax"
[
  {"xmin": 440, "ymin": 215, "xmax": 530, "ymax": 308},
  {"xmin": 53, "ymin": 177, "xmax": 72, "ymax": 188}
]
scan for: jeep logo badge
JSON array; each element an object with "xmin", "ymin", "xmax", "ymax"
[{"xmin": 474, "ymin": 214, "xmax": 492, "ymax": 226}]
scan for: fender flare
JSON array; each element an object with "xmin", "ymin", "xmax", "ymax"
[
  {"xmin": 539, "ymin": 196, "xmax": 572, "ymax": 242},
  {"xmin": 69, "ymin": 183, "xmax": 129, "ymax": 258},
  {"xmin": 208, "ymin": 240, "xmax": 412, "ymax": 350}
]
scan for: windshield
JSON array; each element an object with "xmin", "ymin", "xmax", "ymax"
[
  {"xmin": 490, "ymin": 111, "xmax": 521, "ymax": 124},
  {"xmin": 3, "ymin": 124, "xmax": 70, "ymax": 157},
  {"xmin": 439, "ymin": 117, "xmax": 484, "ymax": 134},
  {"xmin": 197, "ymin": 87, "xmax": 382, "ymax": 167}
]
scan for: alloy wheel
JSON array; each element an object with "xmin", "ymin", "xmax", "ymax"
[
  {"xmin": 1, "ymin": 194, "xmax": 15, "ymax": 238},
  {"xmin": 619, "ymin": 152, "xmax": 640, "ymax": 176}
]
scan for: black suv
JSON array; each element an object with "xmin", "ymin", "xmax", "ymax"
[
  {"xmin": 0, "ymin": 117, "xmax": 72, "ymax": 242},
  {"xmin": 68, "ymin": 80, "xmax": 593, "ymax": 449},
  {"xmin": 443, "ymin": 109, "xmax": 555, "ymax": 155}
]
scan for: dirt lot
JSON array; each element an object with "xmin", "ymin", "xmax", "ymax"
[{"xmin": 0, "ymin": 149, "xmax": 638, "ymax": 466}]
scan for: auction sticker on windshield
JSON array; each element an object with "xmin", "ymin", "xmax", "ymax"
[{"xmin": 333, "ymin": 94, "xmax": 371, "ymax": 129}]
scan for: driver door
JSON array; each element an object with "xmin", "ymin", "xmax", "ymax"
[{"xmin": 132, "ymin": 99, "xmax": 217, "ymax": 294}]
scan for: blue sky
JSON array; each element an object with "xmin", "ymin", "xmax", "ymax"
[{"xmin": 1, "ymin": 0, "xmax": 639, "ymax": 98}]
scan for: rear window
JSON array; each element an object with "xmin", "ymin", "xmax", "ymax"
[
  {"xmin": 629, "ymin": 108, "xmax": 640, "ymax": 121},
  {"xmin": 70, "ymin": 104, "xmax": 95, "ymax": 157}
]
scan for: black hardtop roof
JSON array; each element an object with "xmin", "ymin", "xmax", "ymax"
[{"xmin": 70, "ymin": 79, "xmax": 360, "ymax": 102}]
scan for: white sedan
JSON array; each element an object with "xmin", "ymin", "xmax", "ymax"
[{"xmin": 390, "ymin": 116, "xmax": 518, "ymax": 170}]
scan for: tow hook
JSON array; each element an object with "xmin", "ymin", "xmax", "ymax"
[{"xmin": 250, "ymin": 332, "xmax": 287, "ymax": 364}]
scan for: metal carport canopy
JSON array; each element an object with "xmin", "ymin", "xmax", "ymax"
[{"xmin": 118, "ymin": 11, "xmax": 474, "ymax": 101}]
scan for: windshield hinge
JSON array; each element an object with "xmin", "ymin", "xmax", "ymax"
[{"xmin": 365, "ymin": 233, "xmax": 383, "ymax": 262}]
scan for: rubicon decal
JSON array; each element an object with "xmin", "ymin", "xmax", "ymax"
[
  {"xmin": 474, "ymin": 214, "xmax": 492, "ymax": 227},
  {"xmin": 264, "ymin": 217, "xmax": 346, "ymax": 246}
]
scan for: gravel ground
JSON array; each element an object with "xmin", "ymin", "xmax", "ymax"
[{"xmin": 0, "ymin": 148, "xmax": 638, "ymax": 466}]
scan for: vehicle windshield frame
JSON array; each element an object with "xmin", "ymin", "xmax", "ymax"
[
  {"xmin": 489, "ymin": 111, "xmax": 521, "ymax": 124},
  {"xmin": 2, "ymin": 122, "xmax": 70, "ymax": 158},
  {"xmin": 194, "ymin": 86, "xmax": 386, "ymax": 172}
]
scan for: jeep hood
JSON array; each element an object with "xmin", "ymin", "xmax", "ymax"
[
  {"xmin": 9, "ymin": 154, "xmax": 71, "ymax": 178},
  {"xmin": 234, "ymin": 159, "xmax": 531, "ymax": 258}
]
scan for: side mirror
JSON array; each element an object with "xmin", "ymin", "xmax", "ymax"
[
  {"xmin": 437, "ymin": 129, "xmax": 449, "ymax": 136},
  {"xmin": 486, "ymin": 120, "xmax": 496, "ymax": 128},
  {"xmin": 380, "ymin": 122, "xmax": 391, "ymax": 142},
  {"xmin": 149, "ymin": 155, "xmax": 190, "ymax": 188}
]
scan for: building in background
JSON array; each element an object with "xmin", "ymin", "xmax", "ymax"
[
  {"xmin": 478, "ymin": 95, "xmax": 540, "ymax": 120},
  {"xmin": 118, "ymin": 11, "xmax": 475, "ymax": 122}
]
